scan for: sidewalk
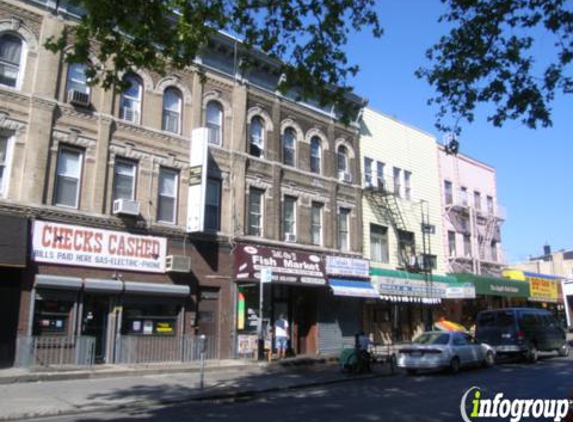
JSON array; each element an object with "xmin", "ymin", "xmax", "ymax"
[{"xmin": 0, "ymin": 358, "xmax": 392, "ymax": 421}]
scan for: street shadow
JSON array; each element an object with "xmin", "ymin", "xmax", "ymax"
[{"xmin": 71, "ymin": 357, "xmax": 573, "ymax": 422}]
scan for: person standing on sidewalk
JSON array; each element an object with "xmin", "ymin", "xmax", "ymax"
[{"xmin": 274, "ymin": 314, "xmax": 289, "ymax": 359}]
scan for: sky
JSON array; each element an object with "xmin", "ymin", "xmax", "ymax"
[{"xmin": 344, "ymin": 0, "xmax": 572, "ymax": 263}]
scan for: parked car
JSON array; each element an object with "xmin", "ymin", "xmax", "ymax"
[
  {"xmin": 475, "ymin": 308, "xmax": 569, "ymax": 363},
  {"xmin": 397, "ymin": 331, "xmax": 495, "ymax": 375}
]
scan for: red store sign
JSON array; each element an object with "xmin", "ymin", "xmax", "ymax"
[
  {"xmin": 32, "ymin": 221, "xmax": 167, "ymax": 273},
  {"xmin": 234, "ymin": 243, "xmax": 325, "ymax": 285}
]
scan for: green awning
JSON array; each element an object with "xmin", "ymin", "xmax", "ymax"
[
  {"xmin": 450, "ymin": 273, "xmax": 530, "ymax": 298},
  {"xmin": 370, "ymin": 267, "xmax": 457, "ymax": 284}
]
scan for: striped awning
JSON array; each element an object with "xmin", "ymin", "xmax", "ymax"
[{"xmin": 329, "ymin": 279, "xmax": 379, "ymax": 299}]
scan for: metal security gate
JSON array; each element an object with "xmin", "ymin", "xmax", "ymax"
[
  {"xmin": 15, "ymin": 336, "xmax": 96, "ymax": 368},
  {"xmin": 116, "ymin": 335, "xmax": 217, "ymax": 364},
  {"xmin": 317, "ymin": 291, "xmax": 361, "ymax": 355}
]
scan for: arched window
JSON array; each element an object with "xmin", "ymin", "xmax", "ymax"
[
  {"xmin": 282, "ymin": 128, "xmax": 296, "ymax": 166},
  {"xmin": 249, "ymin": 116, "xmax": 264, "ymax": 158},
  {"xmin": 310, "ymin": 136, "xmax": 322, "ymax": 174},
  {"xmin": 0, "ymin": 33, "xmax": 23, "ymax": 88},
  {"xmin": 120, "ymin": 75, "xmax": 142, "ymax": 124},
  {"xmin": 206, "ymin": 101, "xmax": 223, "ymax": 145},
  {"xmin": 162, "ymin": 87, "xmax": 182, "ymax": 134},
  {"xmin": 337, "ymin": 145, "xmax": 349, "ymax": 180}
]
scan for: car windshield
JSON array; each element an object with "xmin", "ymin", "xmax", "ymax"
[{"xmin": 413, "ymin": 333, "xmax": 450, "ymax": 345}]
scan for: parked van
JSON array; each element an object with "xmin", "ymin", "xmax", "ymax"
[{"xmin": 475, "ymin": 308, "xmax": 568, "ymax": 362}]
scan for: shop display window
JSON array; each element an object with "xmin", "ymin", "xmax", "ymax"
[
  {"xmin": 33, "ymin": 300, "xmax": 74, "ymax": 336},
  {"xmin": 122, "ymin": 303, "xmax": 179, "ymax": 336}
]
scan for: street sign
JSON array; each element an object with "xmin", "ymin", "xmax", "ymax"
[{"xmin": 260, "ymin": 267, "xmax": 272, "ymax": 283}]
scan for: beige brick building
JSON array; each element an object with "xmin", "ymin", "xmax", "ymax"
[{"xmin": 0, "ymin": 0, "xmax": 366, "ymax": 365}]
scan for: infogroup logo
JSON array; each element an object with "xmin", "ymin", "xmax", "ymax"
[{"xmin": 460, "ymin": 387, "xmax": 571, "ymax": 422}]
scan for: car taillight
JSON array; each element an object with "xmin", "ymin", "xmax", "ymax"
[{"xmin": 516, "ymin": 330, "xmax": 525, "ymax": 340}]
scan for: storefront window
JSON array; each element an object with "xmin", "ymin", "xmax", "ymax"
[
  {"xmin": 33, "ymin": 300, "xmax": 74, "ymax": 336},
  {"xmin": 122, "ymin": 303, "xmax": 179, "ymax": 336}
]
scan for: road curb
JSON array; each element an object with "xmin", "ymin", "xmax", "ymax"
[{"xmin": 0, "ymin": 370, "xmax": 391, "ymax": 421}]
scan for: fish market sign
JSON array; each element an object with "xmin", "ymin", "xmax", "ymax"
[
  {"xmin": 234, "ymin": 243, "xmax": 325, "ymax": 285},
  {"xmin": 325, "ymin": 256, "xmax": 370, "ymax": 278},
  {"xmin": 32, "ymin": 221, "xmax": 167, "ymax": 273}
]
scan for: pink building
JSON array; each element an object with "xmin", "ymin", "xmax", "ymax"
[{"xmin": 438, "ymin": 146, "xmax": 505, "ymax": 276}]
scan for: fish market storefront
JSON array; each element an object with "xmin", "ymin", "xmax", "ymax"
[
  {"xmin": 17, "ymin": 221, "xmax": 193, "ymax": 366},
  {"xmin": 367, "ymin": 268, "xmax": 449, "ymax": 344},
  {"xmin": 317, "ymin": 256, "xmax": 376, "ymax": 355},
  {"xmin": 234, "ymin": 242, "xmax": 327, "ymax": 358}
]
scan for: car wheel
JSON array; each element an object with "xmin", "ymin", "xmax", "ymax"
[
  {"xmin": 558, "ymin": 343, "xmax": 569, "ymax": 357},
  {"xmin": 526, "ymin": 344, "xmax": 538, "ymax": 364},
  {"xmin": 406, "ymin": 368, "xmax": 417, "ymax": 376},
  {"xmin": 483, "ymin": 351, "xmax": 495, "ymax": 368},
  {"xmin": 449, "ymin": 357, "xmax": 460, "ymax": 374}
]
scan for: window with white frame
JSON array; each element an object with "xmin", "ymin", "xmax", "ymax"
[
  {"xmin": 474, "ymin": 190, "xmax": 481, "ymax": 211},
  {"xmin": 54, "ymin": 146, "xmax": 83, "ymax": 208},
  {"xmin": 248, "ymin": 188, "xmax": 264, "ymax": 236},
  {"xmin": 337, "ymin": 145, "xmax": 348, "ymax": 178},
  {"xmin": 120, "ymin": 75, "xmax": 142, "ymax": 124},
  {"xmin": 205, "ymin": 179, "xmax": 221, "ymax": 231},
  {"xmin": 283, "ymin": 196, "xmax": 296, "ymax": 241},
  {"xmin": 487, "ymin": 195, "xmax": 494, "ymax": 215},
  {"xmin": 370, "ymin": 224, "xmax": 389, "ymax": 263},
  {"xmin": 282, "ymin": 127, "xmax": 296, "ymax": 166},
  {"xmin": 0, "ymin": 134, "xmax": 12, "ymax": 197},
  {"xmin": 0, "ymin": 33, "xmax": 23, "ymax": 88},
  {"xmin": 463, "ymin": 234, "xmax": 472, "ymax": 257},
  {"xmin": 404, "ymin": 171, "xmax": 412, "ymax": 200},
  {"xmin": 157, "ymin": 167, "xmax": 178, "ymax": 224},
  {"xmin": 113, "ymin": 158, "xmax": 137, "ymax": 201},
  {"xmin": 206, "ymin": 101, "xmax": 223, "ymax": 145},
  {"xmin": 249, "ymin": 116, "xmax": 264, "ymax": 158},
  {"xmin": 460, "ymin": 186, "xmax": 468, "ymax": 206},
  {"xmin": 310, "ymin": 136, "xmax": 321, "ymax": 174},
  {"xmin": 66, "ymin": 63, "xmax": 89, "ymax": 97},
  {"xmin": 338, "ymin": 208, "xmax": 350, "ymax": 251},
  {"xmin": 393, "ymin": 167, "xmax": 401, "ymax": 197},
  {"xmin": 311, "ymin": 202, "xmax": 322, "ymax": 246},
  {"xmin": 444, "ymin": 180, "xmax": 453, "ymax": 205},
  {"xmin": 376, "ymin": 161, "xmax": 385, "ymax": 189},
  {"xmin": 363, "ymin": 157, "xmax": 373, "ymax": 186},
  {"xmin": 162, "ymin": 87, "xmax": 182, "ymax": 134},
  {"xmin": 448, "ymin": 231, "xmax": 456, "ymax": 257}
]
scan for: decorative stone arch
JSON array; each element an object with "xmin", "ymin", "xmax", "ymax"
[
  {"xmin": 118, "ymin": 68, "xmax": 154, "ymax": 93},
  {"xmin": 334, "ymin": 138, "xmax": 355, "ymax": 159},
  {"xmin": 155, "ymin": 76, "xmax": 192, "ymax": 105},
  {"xmin": 247, "ymin": 106, "xmax": 274, "ymax": 132},
  {"xmin": 202, "ymin": 90, "xmax": 232, "ymax": 118},
  {"xmin": 305, "ymin": 127, "xmax": 329, "ymax": 150},
  {"xmin": 0, "ymin": 19, "xmax": 38, "ymax": 54},
  {"xmin": 280, "ymin": 119, "xmax": 304, "ymax": 143}
]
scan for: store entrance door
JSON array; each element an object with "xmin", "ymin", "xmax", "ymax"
[
  {"xmin": 82, "ymin": 296, "xmax": 109, "ymax": 363},
  {"xmin": 293, "ymin": 288, "xmax": 317, "ymax": 355},
  {"xmin": 197, "ymin": 288, "xmax": 220, "ymax": 359}
]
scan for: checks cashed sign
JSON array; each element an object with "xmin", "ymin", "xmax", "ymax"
[
  {"xmin": 32, "ymin": 221, "xmax": 167, "ymax": 273},
  {"xmin": 234, "ymin": 243, "xmax": 325, "ymax": 285}
]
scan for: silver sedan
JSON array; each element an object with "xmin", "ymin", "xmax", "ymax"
[{"xmin": 397, "ymin": 331, "xmax": 495, "ymax": 375}]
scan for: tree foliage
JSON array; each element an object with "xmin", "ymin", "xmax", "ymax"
[
  {"xmin": 417, "ymin": 0, "xmax": 573, "ymax": 134},
  {"xmin": 46, "ymin": 0, "xmax": 381, "ymax": 118}
]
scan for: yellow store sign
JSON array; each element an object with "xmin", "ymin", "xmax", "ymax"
[{"xmin": 528, "ymin": 276, "xmax": 559, "ymax": 303}]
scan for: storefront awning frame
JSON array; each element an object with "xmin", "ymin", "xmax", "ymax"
[
  {"xmin": 450, "ymin": 273, "xmax": 530, "ymax": 298},
  {"xmin": 328, "ymin": 278, "xmax": 379, "ymax": 299},
  {"xmin": 35, "ymin": 274, "xmax": 83, "ymax": 291}
]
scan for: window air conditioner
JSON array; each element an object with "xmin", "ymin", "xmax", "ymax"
[
  {"xmin": 122, "ymin": 107, "xmax": 139, "ymax": 123},
  {"xmin": 68, "ymin": 89, "xmax": 90, "ymax": 107},
  {"xmin": 112, "ymin": 199, "xmax": 140, "ymax": 216},
  {"xmin": 166, "ymin": 255, "xmax": 192, "ymax": 273},
  {"xmin": 285, "ymin": 233, "xmax": 297, "ymax": 243},
  {"xmin": 339, "ymin": 171, "xmax": 352, "ymax": 183}
]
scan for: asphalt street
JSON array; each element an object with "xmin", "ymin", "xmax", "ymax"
[{"xmin": 19, "ymin": 355, "xmax": 573, "ymax": 422}]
